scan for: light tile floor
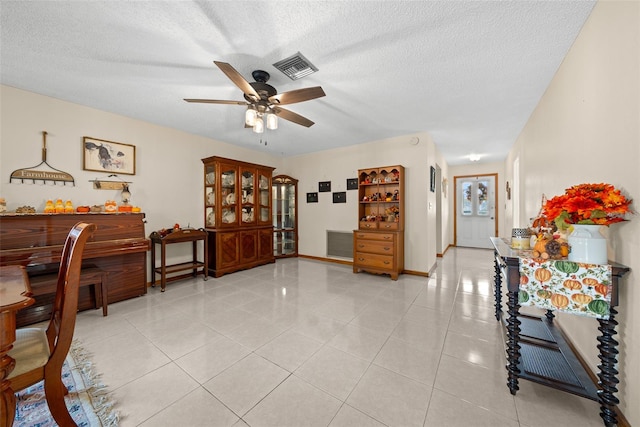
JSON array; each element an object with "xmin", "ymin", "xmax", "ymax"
[{"xmin": 73, "ymin": 247, "xmax": 605, "ymax": 426}]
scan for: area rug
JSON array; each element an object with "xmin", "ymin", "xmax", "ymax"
[{"xmin": 13, "ymin": 340, "xmax": 119, "ymax": 426}]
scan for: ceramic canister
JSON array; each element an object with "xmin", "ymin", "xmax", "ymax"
[{"xmin": 511, "ymin": 228, "xmax": 531, "ymax": 250}]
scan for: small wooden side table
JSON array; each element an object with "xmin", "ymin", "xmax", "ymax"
[{"xmin": 150, "ymin": 228, "xmax": 208, "ymax": 292}]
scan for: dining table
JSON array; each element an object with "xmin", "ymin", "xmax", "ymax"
[{"xmin": 0, "ymin": 265, "xmax": 35, "ymax": 427}]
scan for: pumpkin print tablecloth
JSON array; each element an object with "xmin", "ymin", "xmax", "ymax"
[{"xmin": 518, "ymin": 258, "xmax": 612, "ymax": 319}]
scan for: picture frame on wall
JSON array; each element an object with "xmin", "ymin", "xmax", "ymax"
[
  {"xmin": 307, "ymin": 192, "xmax": 318, "ymax": 203},
  {"xmin": 430, "ymin": 166, "xmax": 436, "ymax": 192},
  {"xmin": 346, "ymin": 178, "xmax": 358, "ymax": 190},
  {"xmin": 319, "ymin": 181, "xmax": 331, "ymax": 192},
  {"xmin": 333, "ymin": 192, "xmax": 346, "ymax": 203},
  {"xmin": 83, "ymin": 136, "xmax": 136, "ymax": 175}
]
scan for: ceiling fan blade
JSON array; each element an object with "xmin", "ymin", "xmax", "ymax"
[
  {"xmin": 269, "ymin": 86, "xmax": 326, "ymax": 105},
  {"xmin": 272, "ymin": 106, "xmax": 315, "ymax": 127},
  {"xmin": 184, "ymin": 98, "xmax": 248, "ymax": 105},
  {"xmin": 214, "ymin": 61, "xmax": 260, "ymax": 102}
]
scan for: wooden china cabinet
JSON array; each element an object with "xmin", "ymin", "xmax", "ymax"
[
  {"xmin": 202, "ymin": 156, "xmax": 275, "ymax": 277},
  {"xmin": 272, "ymin": 175, "xmax": 298, "ymax": 258},
  {"xmin": 353, "ymin": 165, "xmax": 405, "ymax": 280}
]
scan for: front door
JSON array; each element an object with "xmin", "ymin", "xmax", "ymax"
[{"xmin": 456, "ymin": 175, "xmax": 497, "ymax": 249}]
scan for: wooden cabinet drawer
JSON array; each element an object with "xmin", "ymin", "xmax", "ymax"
[
  {"xmin": 378, "ymin": 222, "xmax": 399, "ymax": 231},
  {"xmin": 354, "ymin": 252, "xmax": 395, "ymax": 269},
  {"xmin": 359, "ymin": 221, "xmax": 378, "ymax": 230},
  {"xmin": 354, "ymin": 231, "xmax": 395, "ymax": 242},
  {"xmin": 354, "ymin": 240, "xmax": 395, "ymax": 255}
]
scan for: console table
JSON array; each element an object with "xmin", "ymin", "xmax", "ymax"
[
  {"xmin": 150, "ymin": 228, "xmax": 208, "ymax": 292},
  {"xmin": 490, "ymin": 237, "xmax": 629, "ymax": 427}
]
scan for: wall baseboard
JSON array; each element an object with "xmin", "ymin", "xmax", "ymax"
[
  {"xmin": 437, "ymin": 244, "xmax": 453, "ymax": 258},
  {"xmin": 298, "ymin": 254, "xmax": 429, "ymax": 277}
]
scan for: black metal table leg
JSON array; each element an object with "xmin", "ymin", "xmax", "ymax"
[
  {"xmin": 597, "ymin": 307, "xmax": 619, "ymax": 427},
  {"xmin": 506, "ymin": 289, "xmax": 521, "ymax": 395},
  {"xmin": 494, "ymin": 253, "xmax": 502, "ymax": 320}
]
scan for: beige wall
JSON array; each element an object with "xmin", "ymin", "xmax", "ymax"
[
  {"xmin": 279, "ymin": 132, "xmax": 446, "ymax": 274},
  {"xmin": 0, "ymin": 85, "xmax": 283, "ymax": 265},
  {"xmin": 506, "ymin": 1, "xmax": 639, "ymax": 423},
  {"xmin": 0, "ymin": 86, "xmax": 447, "ymax": 274}
]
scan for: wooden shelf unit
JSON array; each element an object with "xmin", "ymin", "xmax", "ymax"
[{"xmin": 353, "ymin": 165, "xmax": 404, "ymax": 280}]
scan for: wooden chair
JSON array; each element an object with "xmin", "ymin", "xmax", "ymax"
[{"xmin": 8, "ymin": 222, "xmax": 96, "ymax": 427}]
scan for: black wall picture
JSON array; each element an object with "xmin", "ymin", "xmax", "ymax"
[
  {"xmin": 319, "ymin": 181, "xmax": 331, "ymax": 192},
  {"xmin": 346, "ymin": 178, "xmax": 358, "ymax": 190},
  {"xmin": 307, "ymin": 192, "xmax": 318, "ymax": 203},
  {"xmin": 430, "ymin": 166, "xmax": 436, "ymax": 192},
  {"xmin": 333, "ymin": 192, "xmax": 346, "ymax": 203}
]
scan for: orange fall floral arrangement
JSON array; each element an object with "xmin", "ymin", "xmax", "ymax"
[{"xmin": 542, "ymin": 183, "xmax": 633, "ymax": 231}]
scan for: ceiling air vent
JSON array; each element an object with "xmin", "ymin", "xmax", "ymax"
[{"xmin": 273, "ymin": 52, "xmax": 318, "ymax": 80}]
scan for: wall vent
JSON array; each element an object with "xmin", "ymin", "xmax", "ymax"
[
  {"xmin": 273, "ymin": 52, "xmax": 318, "ymax": 80},
  {"xmin": 327, "ymin": 230, "xmax": 353, "ymax": 259}
]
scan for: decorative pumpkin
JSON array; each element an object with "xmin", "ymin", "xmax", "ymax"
[
  {"xmin": 562, "ymin": 279, "xmax": 582, "ymax": 290},
  {"xmin": 533, "ymin": 237, "xmax": 551, "ymax": 254},
  {"xmin": 555, "ymin": 261, "xmax": 580, "ymax": 275},
  {"xmin": 518, "ymin": 291, "xmax": 530, "ymax": 304},
  {"xmin": 560, "ymin": 243, "xmax": 570, "ymax": 257},
  {"xmin": 520, "ymin": 275, "xmax": 529, "ymax": 285},
  {"xmin": 551, "ymin": 293, "xmax": 570, "ymax": 309},
  {"xmin": 582, "ymin": 277, "xmax": 599, "ymax": 287},
  {"xmin": 571, "ymin": 294, "xmax": 592, "ymax": 305},
  {"xmin": 536, "ymin": 289, "xmax": 553, "ymax": 299},
  {"xmin": 594, "ymin": 283, "xmax": 609, "ymax": 296},
  {"xmin": 588, "ymin": 299, "xmax": 609, "ymax": 316},
  {"xmin": 534, "ymin": 268, "xmax": 552, "ymax": 283}
]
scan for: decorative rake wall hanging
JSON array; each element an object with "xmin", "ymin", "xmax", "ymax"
[{"xmin": 9, "ymin": 131, "xmax": 75, "ymax": 186}]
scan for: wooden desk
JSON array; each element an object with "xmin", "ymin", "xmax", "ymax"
[
  {"xmin": 0, "ymin": 265, "xmax": 35, "ymax": 427},
  {"xmin": 150, "ymin": 228, "xmax": 208, "ymax": 292},
  {"xmin": 491, "ymin": 237, "xmax": 630, "ymax": 427}
]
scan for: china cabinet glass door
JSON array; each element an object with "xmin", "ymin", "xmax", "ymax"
[{"xmin": 272, "ymin": 175, "xmax": 298, "ymax": 258}]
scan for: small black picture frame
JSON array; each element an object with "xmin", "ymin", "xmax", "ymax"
[
  {"xmin": 319, "ymin": 181, "xmax": 331, "ymax": 192},
  {"xmin": 430, "ymin": 166, "xmax": 436, "ymax": 193},
  {"xmin": 333, "ymin": 192, "xmax": 346, "ymax": 203},
  {"xmin": 346, "ymin": 178, "xmax": 358, "ymax": 190},
  {"xmin": 307, "ymin": 192, "xmax": 318, "ymax": 203}
]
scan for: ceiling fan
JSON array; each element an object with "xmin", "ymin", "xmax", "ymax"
[{"xmin": 184, "ymin": 61, "xmax": 326, "ymax": 131}]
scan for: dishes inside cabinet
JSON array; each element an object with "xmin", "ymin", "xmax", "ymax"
[
  {"xmin": 206, "ymin": 191, "xmax": 215, "ymax": 205},
  {"xmin": 207, "ymin": 211, "xmax": 215, "ymax": 227},
  {"xmin": 206, "ymin": 172, "xmax": 215, "ymax": 185},
  {"xmin": 222, "ymin": 209, "xmax": 236, "ymax": 223}
]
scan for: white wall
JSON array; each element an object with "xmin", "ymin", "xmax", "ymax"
[
  {"xmin": 1, "ymin": 86, "xmax": 448, "ymax": 275},
  {"xmin": 0, "ymin": 85, "xmax": 283, "ymax": 264},
  {"xmin": 505, "ymin": 1, "xmax": 639, "ymax": 423},
  {"xmin": 278, "ymin": 132, "xmax": 445, "ymax": 274}
]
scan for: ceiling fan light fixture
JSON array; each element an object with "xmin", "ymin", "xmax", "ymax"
[
  {"xmin": 266, "ymin": 112, "xmax": 278, "ymax": 130},
  {"xmin": 253, "ymin": 116, "xmax": 264, "ymax": 133},
  {"xmin": 245, "ymin": 107, "xmax": 257, "ymax": 126}
]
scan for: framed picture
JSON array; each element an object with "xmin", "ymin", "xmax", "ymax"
[
  {"xmin": 319, "ymin": 181, "xmax": 331, "ymax": 192},
  {"xmin": 307, "ymin": 192, "xmax": 318, "ymax": 203},
  {"xmin": 346, "ymin": 178, "xmax": 358, "ymax": 190},
  {"xmin": 430, "ymin": 166, "xmax": 436, "ymax": 192},
  {"xmin": 506, "ymin": 181, "xmax": 511, "ymax": 200},
  {"xmin": 333, "ymin": 192, "xmax": 346, "ymax": 203},
  {"xmin": 83, "ymin": 136, "xmax": 136, "ymax": 175}
]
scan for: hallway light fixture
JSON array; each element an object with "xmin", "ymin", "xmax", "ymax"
[{"xmin": 469, "ymin": 154, "xmax": 481, "ymax": 162}]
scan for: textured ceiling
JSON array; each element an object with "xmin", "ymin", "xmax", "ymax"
[{"xmin": 0, "ymin": 1, "xmax": 595, "ymax": 165}]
